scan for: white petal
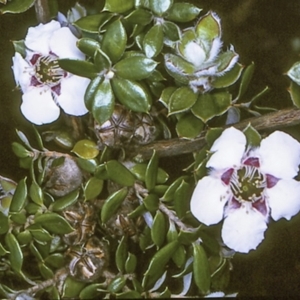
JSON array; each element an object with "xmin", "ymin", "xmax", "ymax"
[
  {"xmin": 57, "ymin": 75, "xmax": 89, "ymax": 116},
  {"xmin": 222, "ymin": 204, "xmax": 267, "ymax": 253},
  {"xmin": 21, "ymin": 88, "xmax": 60, "ymax": 125},
  {"xmin": 207, "ymin": 127, "xmax": 246, "ymax": 170},
  {"xmin": 266, "ymin": 179, "xmax": 300, "ymax": 221},
  {"xmin": 190, "ymin": 176, "xmax": 230, "ymax": 226},
  {"xmin": 25, "ymin": 20, "xmax": 61, "ymax": 55},
  {"xmin": 49, "ymin": 27, "xmax": 85, "ymax": 59},
  {"xmin": 259, "ymin": 131, "xmax": 300, "ymax": 179},
  {"xmin": 12, "ymin": 53, "xmax": 31, "ymax": 91}
]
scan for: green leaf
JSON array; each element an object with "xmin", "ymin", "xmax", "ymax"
[
  {"xmin": 72, "ymin": 139, "xmax": 99, "ymax": 159},
  {"xmin": 44, "ymin": 253, "xmax": 65, "ymax": 269},
  {"xmin": 151, "ymin": 210, "xmax": 166, "ymax": 248},
  {"xmin": 236, "ymin": 62, "xmax": 255, "ymax": 101},
  {"xmin": 39, "ymin": 262, "xmax": 54, "ymax": 279},
  {"xmin": 62, "ymin": 277, "xmax": 86, "ymax": 299},
  {"xmin": 76, "ymin": 157, "xmax": 98, "ymax": 173},
  {"xmin": 143, "ymin": 24, "xmax": 164, "ymax": 58},
  {"xmin": 195, "ymin": 11, "xmax": 221, "ymax": 42},
  {"xmin": 168, "ymin": 86, "xmax": 198, "ymax": 115},
  {"xmin": 30, "ymin": 228, "xmax": 52, "ymax": 243},
  {"xmin": 125, "ymin": 8, "xmax": 153, "ymax": 25},
  {"xmin": 77, "ymin": 38, "xmax": 101, "ymax": 57},
  {"xmin": 10, "ymin": 177, "xmax": 27, "ymax": 213},
  {"xmin": 143, "ymin": 241, "xmax": 179, "ymax": 288},
  {"xmin": 174, "ymin": 180, "xmax": 192, "ymax": 219},
  {"xmin": 176, "ymin": 113, "xmax": 204, "ymax": 139},
  {"xmin": 58, "ymin": 59, "xmax": 98, "ymax": 78},
  {"xmin": 143, "ymin": 193, "xmax": 159, "ymax": 212},
  {"xmin": 287, "ymin": 61, "xmax": 300, "ymax": 85},
  {"xmin": 243, "ymin": 123, "xmax": 261, "ymax": 147},
  {"xmin": 130, "ymin": 163, "xmax": 169, "ymax": 184},
  {"xmin": 164, "ymin": 53, "xmax": 194, "ymax": 84},
  {"xmin": 12, "ymin": 39, "xmax": 26, "ymax": 56},
  {"xmin": 104, "ymin": 0, "xmax": 134, "ymax": 13},
  {"xmin": 193, "ymin": 243, "xmax": 211, "ymax": 294},
  {"xmin": 288, "ymin": 81, "xmax": 300, "ymax": 108},
  {"xmin": 162, "ymin": 21, "xmax": 180, "ymax": 41},
  {"xmin": 0, "ymin": 0, "xmax": 35, "ymax": 14},
  {"xmin": 108, "ymin": 276, "xmax": 127, "ymax": 293},
  {"xmin": 114, "ymin": 56, "xmax": 157, "ymax": 80},
  {"xmin": 94, "ymin": 48, "xmax": 112, "ymax": 71},
  {"xmin": 111, "ymin": 77, "xmax": 152, "ymax": 112},
  {"xmin": 105, "ymin": 160, "xmax": 136, "ymax": 186},
  {"xmin": 191, "ymin": 92, "xmax": 231, "ymax": 123},
  {"xmin": 84, "ymin": 76, "xmax": 103, "ymax": 110},
  {"xmin": 73, "ymin": 13, "xmax": 114, "ymax": 33},
  {"xmin": 149, "ymin": 0, "xmax": 173, "ymax": 16},
  {"xmin": 159, "ymin": 86, "xmax": 177, "ymax": 108},
  {"xmin": 116, "ymin": 236, "xmax": 128, "ymax": 273},
  {"xmin": 34, "ymin": 213, "xmax": 74, "ymax": 234},
  {"xmin": 100, "ymin": 187, "xmax": 128, "ymax": 223},
  {"xmin": 145, "ymin": 150, "xmax": 159, "ymax": 191},
  {"xmin": 84, "ymin": 177, "xmax": 104, "ymax": 201},
  {"xmin": 11, "ymin": 142, "xmax": 31, "ymax": 158},
  {"xmin": 5, "ymin": 232, "xmax": 23, "ymax": 273},
  {"xmin": 102, "ymin": 19, "xmax": 127, "ymax": 64},
  {"xmin": 125, "ymin": 252, "xmax": 137, "ymax": 273},
  {"xmin": 91, "ymin": 78, "xmax": 115, "ymax": 125},
  {"xmin": 15, "ymin": 129, "xmax": 33, "ymax": 150},
  {"xmin": 161, "ymin": 175, "xmax": 189, "ymax": 202},
  {"xmin": 116, "ymin": 291, "xmax": 141, "ymax": 299},
  {"xmin": 166, "ymin": 3, "xmax": 201, "ymax": 22},
  {"xmin": 212, "ymin": 63, "xmax": 244, "ymax": 89},
  {"xmin": 79, "ymin": 283, "xmax": 107, "ymax": 300},
  {"xmin": 0, "ymin": 212, "xmax": 9, "ymax": 235},
  {"xmin": 29, "ymin": 181, "xmax": 44, "ymax": 206},
  {"xmin": 49, "ymin": 190, "xmax": 79, "ymax": 212}
]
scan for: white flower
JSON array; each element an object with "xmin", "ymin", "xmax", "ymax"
[
  {"xmin": 191, "ymin": 127, "xmax": 300, "ymax": 253},
  {"xmin": 12, "ymin": 20, "xmax": 90, "ymax": 125}
]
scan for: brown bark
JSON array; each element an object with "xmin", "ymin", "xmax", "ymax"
[{"xmin": 128, "ymin": 107, "xmax": 300, "ymax": 160}]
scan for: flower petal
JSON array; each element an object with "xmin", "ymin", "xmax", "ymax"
[
  {"xmin": 12, "ymin": 53, "xmax": 31, "ymax": 91},
  {"xmin": 49, "ymin": 27, "xmax": 85, "ymax": 59},
  {"xmin": 266, "ymin": 179, "xmax": 300, "ymax": 221},
  {"xmin": 222, "ymin": 204, "xmax": 268, "ymax": 253},
  {"xmin": 25, "ymin": 20, "xmax": 61, "ymax": 55},
  {"xmin": 57, "ymin": 75, "xmax": 89, "ymax": 116},
  {"xmin": 259, "ymin": 131, "xmax": 300, "ymax": 179},
  {"xmin": 21, "ymin": 88, "xmax": 60, "ymax": 125},
  {"xmin": 190, "ymin": 176, "xmax": 230, "ymax": 225},
  {"xmin": 207, "ymin": 127, "xmax": 246, "ymax": 170}
]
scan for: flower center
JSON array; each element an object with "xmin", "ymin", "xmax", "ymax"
[
  {"xmin": 32, "ymin": 54, "xmax": 66, "ymax": 88},
  {"xmin": 231, "ymin": 166, "xmax": 265, "ymax": 202}
]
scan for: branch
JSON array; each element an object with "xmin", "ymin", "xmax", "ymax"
[
  {"xmin": 129, "ymin": 107, "xmax": 300, "ymax": 160},
  {"xmin": 34, "ymin": 0, "xmax": 51, "ymax": 23}
]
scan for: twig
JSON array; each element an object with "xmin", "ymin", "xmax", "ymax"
[
  {"xmin": 34, "ymin": 0, "xmax": 51, "ymax": 23},
  {"xmin": 129, "ymin": 107, "xmax": 300, "ymax": 160}
]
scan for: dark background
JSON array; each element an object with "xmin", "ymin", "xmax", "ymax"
[{"xmin": 1, "ymin": 0, "xmax": 300, "ymax": 297}]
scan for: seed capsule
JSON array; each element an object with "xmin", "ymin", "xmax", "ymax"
[
  {"xmin": 94, "ymin": 104, "xmax": 135, "ymax": 149},
  {"xmin": 66, "ymin": 237, "xmax": 109, "ymax": 282}
]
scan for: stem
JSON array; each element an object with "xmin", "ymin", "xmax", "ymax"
[
  {"xmin": 34, "ymin": 0, "xmax": 51, "ymax": 23},
  {"xmin": 159, "ymin": 202, "xmax": 197, "ymax": 233},
  {"xmin": 129, "ymin": 107, "xmax": 300, "ymax": 160}
]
